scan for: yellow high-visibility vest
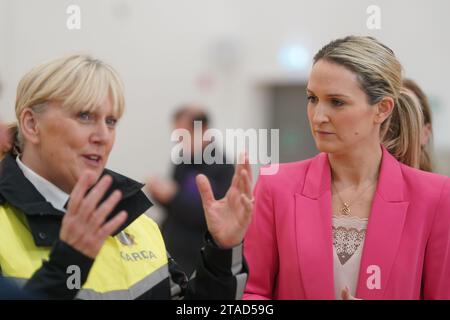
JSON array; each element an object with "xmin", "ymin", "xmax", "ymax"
[{"xmin": 0, "ymin": 203, "xmax": 169, "ymax": 299}]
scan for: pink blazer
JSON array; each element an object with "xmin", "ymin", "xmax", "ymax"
[{"xmin": 243, "ymin": 146, "xmax": 450, "ymax": 299}]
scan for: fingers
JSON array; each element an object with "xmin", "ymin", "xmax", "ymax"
[
  {"xmin": 242, "ymin": 153, "xmax": 252, "ymax": 183},
  {"xmin": 227, "ymin": 153, "xmax": 253, "ymax": 211},
  {"xmin": 227, "ymin": 184, "xmax": 240, "ymax": 208},
  {"xmin": 98, "ymin": 210, "xmax": 128, "ymax": 239},
  {"xmin": 232, "ymin": 152, "xmax": 251, "ymax": 194},
  {"xmin": 196, "ymin": 174, "xmax": 215, "ymax": 206},
  {"xmin": 145, "ymin": 176, "xmax": 160, "ymax": 193},
  {"xmin": 60, "ymin": 173, "xmax": 129, "ymax": 259},
  {"xmin": 67, "ymin": 172, "xmax": 97, "ymax": 215},
  {"xmin": 77, "ymin": 175, "xmax": 113, "ymax": 222},
  {"xmin": 230, "ymin": 167, "xmax": 240, "ymax": 190},
  {"xmin": 88, "ymin": 189, "xmax": 123, "ymax": 229},
  {"xmin": 239, "ymin": 169, "xmax": 252, "ymax": 199},
  {"xmin": 235, "ymin": 153, "xmax": 245, "ymax": 176},
  {"xmin": 240, "ymin": 194, "xmax": 253, "ymax": 214},
  {"xmin": 341, "ymin": 286, "xmax": 360, "ymax": 300},
  {"xmin": 341, "ymin": 287, "xmax": 350, "ymax": 300}
]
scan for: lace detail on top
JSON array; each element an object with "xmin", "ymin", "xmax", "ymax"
[{"xmin": 332, "ymin": 215, "xmax": 368, "ymax": 265}]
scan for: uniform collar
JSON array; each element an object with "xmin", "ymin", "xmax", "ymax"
[
  {"xmin": 16, "ymin": 156, "xmax": 69, "ymax": 213},
  {"xmin": 0, "ymin": 153, "xmax": 153, "ymax": 246}
]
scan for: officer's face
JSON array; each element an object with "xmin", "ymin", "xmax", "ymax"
[{"xmin": 26, "ymin": 96, "xmax": 118, "ymax": 193}]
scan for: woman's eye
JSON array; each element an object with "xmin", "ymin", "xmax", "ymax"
[
  {"xmin": 78, "ymin": 112, "xmax": 92, "ymax": 121},
  {"xmin": 307, "ymin": 96, "xmax": 318, "ymax": 104},
  {"xmin": 331, "ymin": 99, "xmax": 344, "ymax": 107},
  {"xmin": 106, "ymin": 117, "xmax": 117, "ymax": 128}
]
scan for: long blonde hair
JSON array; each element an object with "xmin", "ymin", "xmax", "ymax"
[
  {"xmin": 313, "ymin": 36, "xmax": 423, "ymax": 168},
  {"xmin": 5, "ymin": 54, "xmax": 125, "ymax": 157}
]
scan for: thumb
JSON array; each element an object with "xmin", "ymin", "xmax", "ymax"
[
  {"xmin": 341, "ymin": 286, "xmax": 351, "ymax": 300},
  {"xmin": 341, "ymin": 286, "xmax": 361, "ymax": 300},
  {"xmin": 196, "ymin": 174, "xmax": 215, "ymax": 206}
]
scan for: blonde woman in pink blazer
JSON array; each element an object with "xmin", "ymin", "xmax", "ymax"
[{"xmin": 244, "ymin": 36, "xmax": 450, "ymax": 300}]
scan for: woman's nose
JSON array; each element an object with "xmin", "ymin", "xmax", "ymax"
[
  {"xmin": 312, "ymin": 104, "xmax": 329, "ymax": 124},
  {"xmin": 90, "ymin": 122, "xmax": 111, "ymax": 144}
]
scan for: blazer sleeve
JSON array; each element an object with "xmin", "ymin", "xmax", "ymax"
[
  {"xmin": 422, "ymin": 178, "xmax": 450, "ymax": 299},
  {"xmin": 243, "ymin": 171, "xmax": 279, "ymax": 300}
]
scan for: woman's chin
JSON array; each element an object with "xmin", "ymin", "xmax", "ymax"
[
  {"xmin": 314, "ymin": 140, "xmax": 338, "ymax": 154},
  {"xmin": 76, "ymin": 166, "xmax": 104, "ymax": 183}
]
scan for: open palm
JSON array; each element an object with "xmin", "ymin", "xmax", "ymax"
[{"xmin": 196, "ymin": 154, "xmax": 253, "ymax": 249}]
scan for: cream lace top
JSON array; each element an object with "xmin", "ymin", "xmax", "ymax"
[{"xmin": 332, "ymin": 215, "xmax": 368, "ymax": 300}]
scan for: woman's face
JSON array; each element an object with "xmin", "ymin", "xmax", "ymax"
[
  {"xmin": 28, "ymin": 96, "xmax": 118, "ymax": 193},
  {"xmin": 306, "ymin": 59, "xmax": 381, "ymax": 155}
]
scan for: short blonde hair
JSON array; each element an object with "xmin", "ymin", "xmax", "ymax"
[{"xmin": 10, "ymin": 54, "xmax": 125, "ymax": 155}]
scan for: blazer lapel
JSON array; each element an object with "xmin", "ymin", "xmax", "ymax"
[
  {"xmin": 356, "ymin": 147, "xmax": 409, "ymax": 299},
  {"xmin": 295, "ymin": 153, "xmax": 335, "ymax": 299}
]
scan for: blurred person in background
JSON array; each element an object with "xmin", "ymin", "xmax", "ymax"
[
  {"xmin": 0, "ymin": 81, "xmax": 12, "ymax": 159},
  {"xmin": 0, "ymin": 79, "xmax": 30, "ymax": 299},
  {"xmin": 381, "ymin": 78, "xmax": 434, "ymax": 172},
  {"xmin": 146, "ymin": 105, "xmax": 234, "ymax": 275},
  {"xmin": 0, "ymin": 55, "xmax": 253, "ymax": 299},
  {"xmin": 0, "ymin": 124, "xmax": 12, "ymax": 160},
  {"xmin": 403, "ymin": 78, "xmax": 434, "ymax": 172},
  {"xmin": 0, "ymin": 276, "xmax": 33, "ymax": 300}
]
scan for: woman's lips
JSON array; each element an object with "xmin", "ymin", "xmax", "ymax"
[
  {"xmin": 315, "ymin": 130, "xmax": 334, "ymax": 136},
  {"xmin": 82, "ymin": 155, "xmax": 102, "ymax": 168}
]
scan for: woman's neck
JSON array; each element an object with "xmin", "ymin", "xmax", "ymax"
[
  {"xmin": 328, "ymin": 143, "xmax": 382, "ymax": 187},
  {"xmin": 21, "ymin": 149, "xmax": 44, "ymax": 175}
]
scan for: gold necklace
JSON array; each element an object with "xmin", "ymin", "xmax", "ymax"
[{"xmin": 332, "ymin": 180, "xmax": 376, "ymax": 216}]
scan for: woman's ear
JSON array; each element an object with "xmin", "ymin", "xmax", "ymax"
[
  {"xmin": 375, "ymin": 96, "xmax": 395, "ymax": 124},
  {"xmin": 421, "ymin": 122, "xmax": 432, "ymax": 146},
  {"xmin": 19, "ymin": 108, "xmax": 40, "ymax": 144}
]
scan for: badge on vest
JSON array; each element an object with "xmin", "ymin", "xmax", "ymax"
[{"xmin": 116, "ymin": 231, "xmax": 136, "ymax": 246}]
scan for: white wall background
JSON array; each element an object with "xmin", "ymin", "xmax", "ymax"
[{"xmin": 1, "ymin": 0, "xmax": 449, "ymax": 180}]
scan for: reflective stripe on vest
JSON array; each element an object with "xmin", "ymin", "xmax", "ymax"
[
  {"xmin": 7, "ymin": 264, "xmax": 169, "ymax": 300},
  {"xmin": 0, "ymin": 204, "xmax": 169, "ymax": 298},
  {"xmin": 76, "ymin": 264, "xmax": 169, "ymax": 299}
]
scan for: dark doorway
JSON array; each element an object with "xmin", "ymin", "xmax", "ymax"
[{"xmin": 270, "ymin": 84, "xmax": 318, "ymax": 163}]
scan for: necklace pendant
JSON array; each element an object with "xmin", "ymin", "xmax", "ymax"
[{"xmin": 341, "ymin": 203, "xmax": 351, "ymax": 215}]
